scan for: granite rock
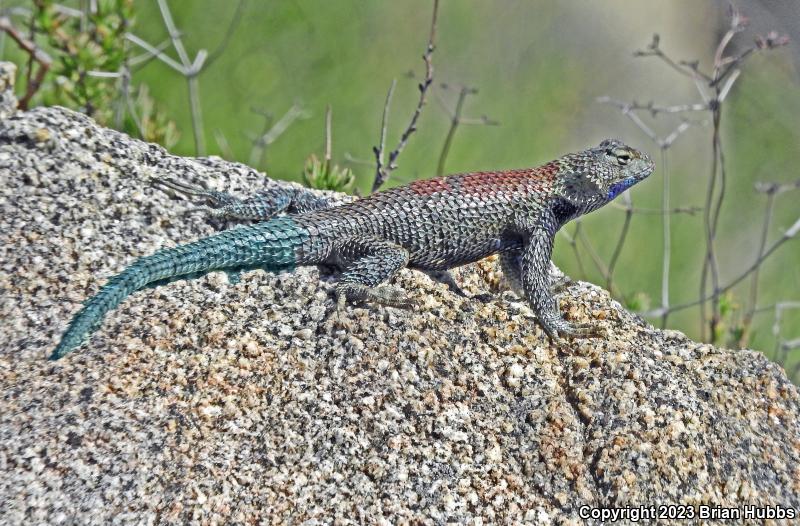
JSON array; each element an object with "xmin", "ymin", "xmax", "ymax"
[{"xmin": 1, "ymin": 62, "xmax": 799, "ymax": 525}]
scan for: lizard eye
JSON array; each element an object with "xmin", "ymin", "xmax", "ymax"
[{"xmin": 615, "ymin": 152, "xmax": 631, "ymax": 165}]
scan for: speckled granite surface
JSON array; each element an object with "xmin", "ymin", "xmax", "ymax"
[{"xmin": 1, "ymin": 62, "xmax": 799, "ymax": 525}]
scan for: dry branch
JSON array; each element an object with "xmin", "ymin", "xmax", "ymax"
[{"xmin": 371, "ymin": 0, "xmax": 439, "ymax": 192}]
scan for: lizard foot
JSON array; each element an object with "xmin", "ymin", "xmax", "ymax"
[
  {"xmin": 540, "ymin": 319, "xmax": 608, "ymax": 345},
  {"xmin": 561, "ymin": 322, "xmax": 607, "ymax": 340},
  {"xmin": 336, "ymin": 283, "xmax": 415, "ymax": 310},
  {"xmin": 366, "ymin": 285, "xmax": 415, "ymax": 309}
]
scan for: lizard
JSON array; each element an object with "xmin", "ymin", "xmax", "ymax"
[{"xmin": 51, "ymin": 139, "xmax": 654, "ymax": 359}]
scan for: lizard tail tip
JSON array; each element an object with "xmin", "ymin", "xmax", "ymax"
[
  {"xmin": 47, "ymin": 334, "xmax": 86, "ymax": 362},
  {"xmin": 49, "ymin": 342, "xmax": 73, "ymax": 360}
]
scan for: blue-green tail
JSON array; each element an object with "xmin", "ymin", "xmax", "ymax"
[{"xmin": 51, "ymin": 218, "xmax": 313, "ymax": 359}]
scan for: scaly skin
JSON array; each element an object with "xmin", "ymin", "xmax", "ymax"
[{"xmin": 52, "ymin": 139, "xmax": 654, "ymax": 359}]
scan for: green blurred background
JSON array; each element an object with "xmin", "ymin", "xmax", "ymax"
[{"xmin": 3, "ymin": 0, "xmax": 799, "ymax": 373}]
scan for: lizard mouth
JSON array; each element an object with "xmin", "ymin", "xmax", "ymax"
[
  {"xmin": 633, "ymin": 155, "xmax": 656, "ymax": 180},
  {"xmin": 607, "ymin": 157, "xmax": 655, "ymax": 199}
]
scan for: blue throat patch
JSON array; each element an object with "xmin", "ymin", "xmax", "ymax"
[{"xmin": 607, "ymin": 177, "xmax": 636, "ymax": 200}]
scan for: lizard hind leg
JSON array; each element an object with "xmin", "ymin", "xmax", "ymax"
[
  {"xmin": 152, "ymin": 176, "xmax": 292, "ymax": 221},
  {"xmin": 335, "ymin": 239, "xmax": 413, "ymax": 309}
]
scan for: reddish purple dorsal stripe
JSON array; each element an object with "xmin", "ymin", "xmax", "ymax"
[{"xmin": 410, "ymin": 161, "xmax": 560, "ymax": 197}]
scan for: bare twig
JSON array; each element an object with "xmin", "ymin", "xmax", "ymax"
[
  {"xmin": 204, "ymin": 0, "xmax": 246, "ymax": 68},
  {"xmin": 324, "ymin": 105, "xmax": 332, "ymax": 162},
  {"xmin": 755, "ymin": 178, "xmax": 800, "ymax": 195},
  {"xmin": 699, "ymin": 108, "xmax": 723, "ymax": 341},
  {"xmin": 576, "ymin": 226, "xmax": 613, "ymax": 288},
  {"xmin": 606, "ymin": 190, "xmax": 634, "ymax": 292},
  {"xmin": 373, "ymin": 79, "xmax": 396, "ymax": 182},
  {"xmin": 645, "ymin": 215, "xmax": 800, "ymax": 319},
  {"xmin": 784, "ymin": 338, "xmax": 800, "ymax": 351},
  {"xmin": 126, "ymin": 33, "xmax": 184, "ymax": 70},
  {"xmin": 128, "ymin": 37, "xmax": 173, "ymax": 68},
  {"xmin": 739, "ymin": 191, "xmax": 776, "ymax": 345},
  {"xmin": 114, "ymin": 46, "xmax": 133, "ymax": 130},
  {"xmin": 371, "ymin": 0, "xmax": 439, "ymax": 192},
  {"xmin": 596, "ymin": 97, "xmax": 700, "ymax": 149},
  {"xmin": 697, "ymin": 5, "xmax": 789, "ymax": 342},
  {"xmin": 633, "ymin": 33, "xmax": 712, "ymax": 86},
  {"xmin": 434, "ymin": 84, "xmax": 499, "ymax": 177},
  {"xmin": 186, "ymin": 76, "xmax": 205, "ymax": 153},
  {"xmin": 615, "ymin": 6, "xmax": 789, "ymax": 345},
  {"xmin": 773, "ymin": 302, "xmax": 800, "ymax": 365},
  {"xmin": 559, "ymin": 222, "xmax": 587, "ymax": 279},
  {"xmin": 213, "ymin": 129, "xmax": 235, "ymax": 160},
  {"xmin": 608, "ymin": 203, "xmax": 701, "ymax": 215},
  {"xmin": 248, "ymin": 103, "xmax": 309, "ymax": 168},
  {"xmin": 157, "ymin": 0, "xmax": 192, "ymax": 66},
  {"xmin": 125, "ymin": 0, "xmax": 231, "ymax": 154},
  {"xmin": 343, "ymin": 153, "xmax": 377, "ymax": 167},
  {"xmin": 0, "ymin": 15, "xmax": 52, "ymax": 109},
  {"xmin": 436, "ymin": 85, "xmax": 472, "ymax": 176},
  {"xmin": 659, "ymin": 149, "xmax": 671, "ymax": 328},
  {"xmin": 596, "ymin": 97, "xmax": 707, "ymax": 116}
]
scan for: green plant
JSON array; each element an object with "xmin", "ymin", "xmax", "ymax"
[
  {"xmin": 2, "ymin": 0, "xmax": 178, "ymax": 147},
  {"xmin": 302, "ymin": 153, "xmax": 355, "ymax": 193},
  {"xmin": 302, "ymin": 106, "xmax": 355, "ymax": 192},
  {"xmin": 123, "ymin": 85, "xmax": 179, "ymax": 149},
  {"xmin": 34, "ymin": 0, "xmax": 132, "ymax": 123}
]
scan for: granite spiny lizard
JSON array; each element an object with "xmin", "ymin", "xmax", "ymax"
[{"xmin": 51, "ymin": 139, "xmax": 654, "ymax": 359}]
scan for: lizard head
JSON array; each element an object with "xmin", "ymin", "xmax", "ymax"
[
  {"xmin": 556, "ymin": 139, "xmax": 654, "ymax": 214},
  {"xmin": 590, "ymin": 138, "xmax": 654, "ymax": 200}
]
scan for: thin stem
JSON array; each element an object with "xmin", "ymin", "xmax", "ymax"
[
  {"xmin": 597, "ymin": 96, "xmax": 707, "ymax": 116},
  {"xmin": 577, "ymin": 226, "xmax": 612, "ymax": 287},
  {"xmin": 660, "ymin": 148, "xmax": 671, "ymax": 328},
  {"xmin": 606, "ymin": 190, "xmax": 633, "ymax": 293},
  {"xmin": 324, "ymin": 104, "xmax": 332, "ymax": 163},
  {"xmin": 113, "ymin": 58, "xmax": 130, "ymax": 129},
  {"xmin": 609, "ymin": 203, "xmax": 701, "ymax": 215},
  {"xmin": 204, "ymin": 0, "xmax": 246, "ymax": 68},
  {"xmin": 560, "ymin": 222, "xmax": 587, "ymax": 280},
  {"xmin": 0, "ymin": 15, "xmax": 52, "ymax": 109},
  {"xmin": 708, "ymin": 104, "xmax": 726, "ymax": 340},
  {"xmin": 125, "ymin": 33, "xmax": 184, "ymax": 73},
  {"xmin": 187, "ymin": 75, "xmax": 205, "ymax": 155},
  {"xmin": 157, "ymin": 0, "xmax": 190, "ymax": 65},
  {"xmin": 128, "ymin": 37, "xmax": 173, "ymax": 68},
  {"xmin": 645, "ymin": 215, "xmax": 800, "ymax": 318},
  {"xmin": 248, "ymin": 103, "xmax": 308, "ymax": 167},
  {"xmin": 371, "ymin": 0, "xmax": 439, "ymax": 192},
  {"xmin": 436, "ymin": 86, "xmax": 471, "ymax": 176},
  {"xmin": 699, "ymin": 104, "xmax": 722, "ymax": 341},
  {"xmin": 740, "ymin": 192, "xmax": 775, "ymax": 344},
  {"xmin": 213, "ymin": 129, "xmax": 235, "ymax": 160},
  {"xmin": 373, "ymin": 79, "xmax": 396, "ymax": 180}
]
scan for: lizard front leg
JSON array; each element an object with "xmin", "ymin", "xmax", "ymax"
[
  {"xmin": 500, "ymin": 253, "xmax": 573, "ymax": 296},
  {"xmin": 518, "ymin": 219, "xmax": 603, "ymax": 342}
]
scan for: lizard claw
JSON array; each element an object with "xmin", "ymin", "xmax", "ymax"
[{"xmin": 320, "ymin": 295, "xmax": 350, "ymax": 331}]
